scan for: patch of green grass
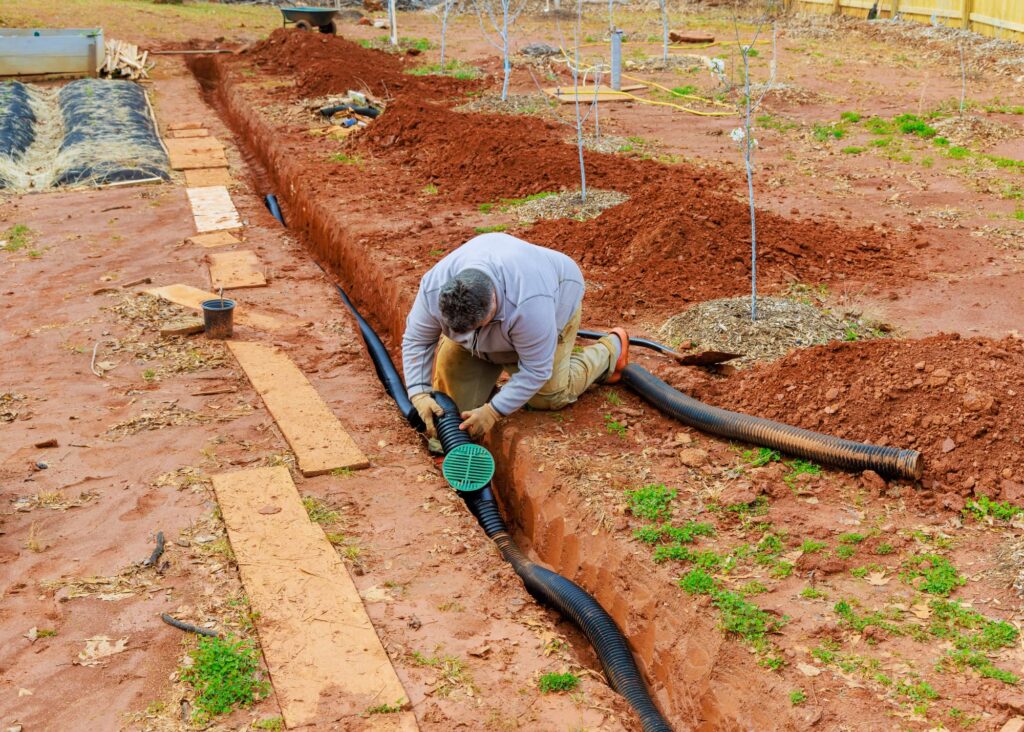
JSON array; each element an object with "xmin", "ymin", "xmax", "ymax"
[
  {"xmin": 834, "ymin": 599, "xmax": 905, "ymax": 637},
  {"xmin": 473, "ymin": 224, "xmax": 507, "ymax": 234},
  {"xmin": 604, "ymin": 390, "xmax": 621, "ymax": 406},
  {"xmin": 738, "ymin": 580, "xmax": 768, "ymax": 596},
  {"xmin": 869, "ymin": 136, "xmax": 893, "ymax": 148},
  {"xmin": 800, "ymin": 539, "xmax": 827, "ymax": 554},
  {"xmin": 986, "ymin": 154, "xmax": 1024, "ymax": 171},
  {"xmin": 850, "ymin": 562, "xmax": 883, "ymax": 578},
  {"xmin": 784, "ymin": 459, "xmax": 822, "ymax": 488},
  {"xmin": 840, "ymin": 111, "xmax": 862, "ymax": 123},
  {"xmin": 1002, "ymin": 184, "xmax": 1024, "ymax": 200},
  {"xmin": 874, "ymin": 542, "xmax": 895, "ymax": 555},
  {"xmin": 1014, "ymin": 209, "xmax": 1024, "ymax": 221},
  {"xmin": 670, "ymin": 85, "xmax": 698, "ymax": 97},
  {"xmin": 894, "ymin": 113, "xmax": 937, "ymax": 138},
  {"xmin": 933, "ymin": 136, "xmax": 950, "ymax": 146},
  {"xmin": 964, "ymin": 495, "xmax": 1024, "ymax": 522},
  {"xmin": 330, "ymin": 467, "xmax": 353, "ymax": 478},
  {"xmin": 180, "ymin": 636, "xmax": 269, "ymax": 723},
  {"xmin": 330, "ymin": 152, "xmax": 362, "ymax": 165},
  {"xmin": 422, "ymin": 183, "xmax": 438, "ymax": 195},
  {"xmin": 800, "ymin": 586, "xmax": 825, "ymax": 600},
  {"xmin": 900, "ymin": 554, "xmax": 965, "ymax": 596},
  {"xmin": 408, "ymin": 59, "xmax": 481, "ymax": 80},
  {"xmin": 366, "ymin": 700, "xmax": 405, "ymax": 714},
  {"xmin": 604, "ymin": 414, "xmax": 627, "ymax": 438},
  {"xmin": 302, "ymin": 496, "xmax": 340, "ymax": 525},
  {"xmin": 755, "ymin": 114, "xmax": 798, "ymax": 132},
  {"xmin": 2, "ymin": 224, "xmax": 31, "ymax": 252},
  {"xmin": 812, "ymin": 122, "xmax": 845, "ymax": 141},
  {"xmin": 839, "ymin": 533, "xmax": 866, "ymax": 544},
  {"xmin": 679, "ymin": 568, "xmax": 716, "ymax": 594},
  {"xmin": 789, "ymin": 689, "xmax": 807, "ymax": 705},
  {"xmin": 714, "ymin": 589, "xmax": 786, "ymax": 640},
  {"xmin": 253, "ymin": 717, "xmax": 284, "ymax": 731},
  {"xmin": 942, "ymin": 649, "xmax": 1019, "ymax": 684},
  {"xmin": 625, "ymin": 484, "xmax": 676, "ymax": 521},
  {"xmin": 634, "ymin": 521, "xmax": 715, "ymax": 545},
  {"xmin": 841, "ymin": 146, "xmax": 865, "ymax": 154},
  {"xmin": 865, "ymin": 117, "xmax": 894, "ymax": 135},
  {"xmin": 741, "ymin": 447, "xmax": 780, "ymax": 467},
  {"xmin": 835, "ymin": 545, "xmax": 856, "ymax": 559},
  {"xmin": 895, "ymin": 679, "xmax": 939, "ymax": 702},
  {"xmin": 921, "ymin": 156, "xmax": 934, "ymax": 168},
  {"xmin": 946, "ymin": 146, "xmax": 971, "ymax": 160},
  {"xmin": 142, "ymin": 369, "xmax": 157, "ymax": 381},
  {"xmin": 538, "ymin": 671, "xmax": 579, "ymax": 693}
]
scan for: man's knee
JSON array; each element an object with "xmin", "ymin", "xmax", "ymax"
[{"xmin": 527, "ymin": 388, "xmax": 576, "ymax": 411}]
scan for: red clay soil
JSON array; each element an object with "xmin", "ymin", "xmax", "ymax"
[
  {"xmin": 686, "ymin": 333, "xmax": 1024, "ymax": 503},
  {"xmin": 247, "ymin": 28, "xmax": 473, "ymax": 100}
]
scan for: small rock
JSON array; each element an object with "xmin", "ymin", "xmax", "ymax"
[
  {"xmin": 825, "ymin": 388, "xmax": 840, "ymax": 401},
  {"xmin": 451, "ymin": 543, "xmax": 466, "ymax": 555},
  {"xmin": 927, "ymin": 368, "xmax": 952, "ymax": 387},
  {"xmin": 963, "ymin": 390, "xmax": 994, "ymax": 413},
  {"xmin": 914, "ymin": 361, "xmax": 925, "ymax": 371},
  {"xmin": 719, "ymin": 481, "xmax": 757, "ymax": 506},
  {"xmin": 940, "ymin": 493, "xmax": 966, "ymax": 512},
  {"xmin": 860, "ymin": 470, "xmax": 886, "ymax": 493},
  {"xmin": 999, "ymin": 718, "xmax": 1024, "ymax": 732},
  {"xmin": 33, "ymin": 438, "xmax": 58, "ymax": 449},
  {"xmin": 674, "ymin": 432, "xmax": 693, "ymax": 444},
  {"xmin": 1001, "ymin": 480, "xmax": 1024, "ymax": 504},
  {"xmin": 257, "ymin": 505, "xmax": 281, "ymax": 515},
  {"xmin": 407, "ymin": 615, "xmax": 422, "ymax": 630},
  {"xmin": 678, "ymin": 448, "xmax": 708, "ymax": 468},
  {"xmin": 942, "ymin": 437, "xmax": 957, "ymax": 453},
  {"xmin": 1004, "ymin": 468, "xmax": 1015, "ymax": 480}
]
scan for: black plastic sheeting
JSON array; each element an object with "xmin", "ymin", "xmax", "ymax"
[
  {"xmin": 0, "ymin": 82, "xmax": 36, "ymax": 189},
  {"xmin": 54, "ymin": 79, "xmax": 169, "ymax": 187}
]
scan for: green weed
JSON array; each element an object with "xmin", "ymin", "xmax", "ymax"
[
  {"xmin": 741, "ymin": 447, "xmax": 780, "ymax": 467},
  {"xmin": 874, "ymin": 542, "xmax": 895, "ymax": 555},
  {"xmin": 865, "ymin": 117, "xmax": 894, "ymax": 135},
  {"xmin": 784, "ymin": 460, "xmax": 822, "ymax": 488},
  {"xmin": 840, "ymin": 111, "xmax": 862, "ymax": 123},
  {"xmin": 253, "ymin": 718, "xmax": 284, "ymax": 731},
  {"xmin": 964, "ymin": 495, "xmax": 1023, "ymax": 521},
  {"xmin": 894, "ymin": 113, "xmax": 937, "ymax": 138},
  {"xmin": 408, "ymin": 60, "xmax": 481, "ymax": 79},
  {"xmin": 2, "ymin": 224, "xmax": 31, "ymax": 252},
  {"xmin": 366, "ymin": 700, "xmax": 405, "ymax": 714},
  {"xmin": 933, "ymin": 136, "xmax": 950, "ymax": 146},
  {"xmin": 800, "ymin": 539, "xmax": 827, "ymax": 554},
  {"xmin": 422, "ymin": 183, "xmax": 438, "ymax": 195},
  {"xmin": 738, "ymin": 580, "xmax": 768, "ymax": 596},
  {"xmin": 812, "ymin": 123, "xmax": 845, "ymax": 141},
  {"xmin": 947, "ymin": 146, "xmax": 971, "ymax": 160},
  {"xmin": 835, "ymin": 545, "xmax": 856, "ymax": 559},
  {"xmin": 330, "ymin": 153, "xmax": 362, "ymax": 165},
  {"xmin": 604, "ymin": 414, "xmax": 627, "ymax": 437},
  {"xmin": 625, "ymin": 484, "xmax": 676, "ymax": 521},
  {"xmin": 789, "ymin": 689, "xmax": 807, "ymax": 705},
  {"xmin": 839, "ymin": 533, "xmax": 866, "ymax": 544},
  {"xmin": 841, "ymin": 146, "xmax": 865, "ymax": 154},
  {"xmin": 180, "ymin": 636, "xmax": 269, "ymax": 722},
  {"xmin": 756, "ymin": 114, "xmax": 798, "ymax": 132},
  {"xmin": 633, "ymin": 521, "xmax": 714, "ymax": 545},
  {"xmin": 473, "ymin": 224, "xmax": 507, "ymax": 234},
  {"xmin": 302, "ymin": 496, "xmax": 340, "ymax": 525},
  {"xmin": 714, "ymin": 589, "xmax": 786, "ymax": 640},
  {"xmin": 900, "ymin": 554, "xmax": 965, "ymax": 596},
  {"xmin": 800, "ymin": 586, "xmax": 825, "ymax": 600},
  {"xmin": 679, "ymin": 568, "xmax": 716, "ymax": 594},
  {"xmin": 538, "ymin": 671, "xmax": 579, "ymax": 693},
  {"xmin": 604, "ymin": 390, "xmax": 621, "ymax": 406}
]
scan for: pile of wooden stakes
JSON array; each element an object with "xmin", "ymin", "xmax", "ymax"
[{"xmin": 99, "ymin": 40, "xmax": 153, "ymax": 81}]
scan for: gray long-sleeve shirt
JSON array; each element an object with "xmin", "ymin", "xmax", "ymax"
[{"xmin": 402, "ymin": 233, "xmax": 585, "ymax": 416}]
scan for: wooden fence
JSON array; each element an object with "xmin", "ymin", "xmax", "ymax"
[{"xmin": 792, "ymin": 0, "xmax": 1024, "ymax": 43}]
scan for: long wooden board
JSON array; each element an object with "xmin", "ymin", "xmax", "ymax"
[
  {"xmin": 185, "ymin": 167, "xmax": 232, "ymax": 188},
  {"xmin": 167, "ymin": 121, "xmax": 204, "ymax": 131},
  {"xmin": 187, "ymin": 230, "xmax": 240, "ymax": 248},
  {"xmin": 209, "ymin": 249, "xmax": 266, "ymax": 290},
  {"xmin": 145, "ymin": 283, "xmax": 285, "ymax": 331},
  {"xmin": 166, "ymin": 137, "xmax": 228, "ymax": 170},
  {"xmin": 211, "ymin": 467, "xmax": 416, "ymax": 730},
  {"xmin": 543, "ymin": 83, "xmax": 646, "ymax": 103},
  {"xmin": 227, "ymin": 341, "xmax": 369, "ymax": 475},
  {"xmin": 170, "ymin": 128, "xmax": 210, "ymax": 139},
  {"xmin": 187, "ymin": 185, "xmax": 241, "ymax": 233}
]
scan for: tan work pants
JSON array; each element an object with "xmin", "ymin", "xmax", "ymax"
[{"xmin": 433, "ymin": 307, "xmax": 617, "ymax": 413}]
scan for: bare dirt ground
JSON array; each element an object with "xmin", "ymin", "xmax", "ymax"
[{"xmin": 3, "ymin": 2, "xmax": 1024, "ymax": 732}]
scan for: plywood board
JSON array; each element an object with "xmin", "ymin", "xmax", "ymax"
[
  {"xmin": 544, "ymin": 84, "xmax": 646, "ymax": 103},
  {"xmin": 187, "ymin": 230, "xmax": 240, "ymax": 248},
  {"xmin": 185, "ymin": 167, "xmax": 232, "ymax": 188},
  {"xmin": 167, "ymin": 121, "xmax": 204, "ymax": 130},
  {"xmin": 209, "ymin": 249, "xmax": 266, "ymax": 290},
  {"xmin": 186, "ymin": 185, "xmax": 241, "ymax": 233},
  {"xmin": 146, "ymin": 283, "xmax": 285, "ymax": 331},
  {"xmin": 211, "ymin": 467, "xmax": 416, "ymax": 730},
  {"xmin": 166, "ymin": 136, "xmax": 228, "ymax": 170},
  {"xmin": 170, "ymin": 128, "xmax": 210, "ymax": 138},
  {"xmin": 227, "ymin": 341, "xmax": 369, "ymax": 475}
]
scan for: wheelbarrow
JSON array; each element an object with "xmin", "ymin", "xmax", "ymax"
[{"xmin": 281, "ymin": 6, "xmax": 339, "ymax": 34}]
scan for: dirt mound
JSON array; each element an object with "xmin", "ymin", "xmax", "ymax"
[
  {"xmin": 690, "ymin": 333, "xmax": 1024, "ymax": 502},
  {"xmin": 359, "ymin": 96, "xmax": 673, "ymax": 203},
  {"xmin": 246, "ymin": 28, "xmax": 472, "ymax": 100},
  {"xmin": 527, "ymin": 177, "xmax": 922, "ymax": 320}
]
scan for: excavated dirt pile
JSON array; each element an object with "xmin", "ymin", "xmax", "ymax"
[
  {"xmin": 688, "ymin": 333, "xmax": 1024, "ymax": 502},
  {"xmin": 247, "ymin": 28, "xmax": 473, "ymax": 99},
  {"xmin": 527, "ymin": 178, "xmax": 924, "ymax": 319}
]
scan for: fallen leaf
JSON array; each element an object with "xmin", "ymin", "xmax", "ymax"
[
  {"xmin": 77, "ymin": 636, "xmax": 129, "ymax": 667},
  {"xmin": 23, "ymin": 627, "xmax": 37, "ymax": 643},
  {"xmin": 257, "ymin": 505, "xmax": 281, "ymax": 515},
  {"xmin": 796, "ymin": 662, "xmax": 822, "ymax": 677},
  {"xmin": 468, "ymin": 644, "xmax": 492, "ymax": 658},
  {"xmin": 910, "ymin": 603, "xmax": 932, "ymax": 619},
  {"xmin": 18, "ymin": 688, "xmax": 32, "ymax": 697},
  {"xmin": 866, "ymin": 571, "xmax": 891, "ymax": 586},
  {"xmin": 94, "ymin": 361, "xmax": 117, "ymax": 372}
]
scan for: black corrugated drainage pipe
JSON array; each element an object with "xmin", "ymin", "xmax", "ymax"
[
  {"xmin": 264, "ymin": 194, "xmax": 286, "ymax": 226},
  {"xmin": 620, "ymin": 363, "xmax": 922, "ymax": 481},
  {"xmin": 431, "ymin": 391, "xmax": 673, "ymax": 732},
  {"xmin": 577, "ymin": 331, "xmax": 922, "ymax": 481}
]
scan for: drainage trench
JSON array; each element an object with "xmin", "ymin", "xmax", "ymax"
[{"xmin": 188, "ymin": 54, "xmax": 796, "ymax": 730}]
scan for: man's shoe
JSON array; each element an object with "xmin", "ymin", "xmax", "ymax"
[{"xmin": 604, "ymin": 327, "xmax": 629, "ymax": 384}]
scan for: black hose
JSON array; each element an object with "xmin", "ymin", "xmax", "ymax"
[
  {"xmin": 264, "ymin": 194, "xmax": 286, "ymax": 226},
  {"xmin": 319, "ymin": 104, "xmax": 380, "ymax": 119},
  {"xmin": 577, "ymin": 328, "xmax": 679, "ymax": 357},
  {"xmin": 621, "ymin": 363, "xmax": 922, "ymax": 480},
  {"xmin": 143, "ymin": 531, "xmax": 165, "ymax": 567},
  {"xmin": 431, "ymin": 391, "xmax": 672, "ymax": 732},
  {"xmin": 161, "ymin": 613, "xmax": 219, "ymax": 637}
]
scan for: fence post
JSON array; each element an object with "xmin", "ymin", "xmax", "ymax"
[
  {"xmin": 961, "ymin": 0, "xmax": 972, "ymax": 29},
  {"xmin": 891, "ymin": 0, "xmax": 900, "ymax": 18},
  {"xmin": 832, "ymin": 0, "xmax": 842, "ymax": 15}
]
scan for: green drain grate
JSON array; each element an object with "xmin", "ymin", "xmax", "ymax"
[{"xmin": 442, "ymin": 443, "xmax": 495, "ymax": 492}]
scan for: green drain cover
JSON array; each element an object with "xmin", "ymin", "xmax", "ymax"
[{"xmin": 442, "ymin": 443, "xmax": 495, "ymax": 492}]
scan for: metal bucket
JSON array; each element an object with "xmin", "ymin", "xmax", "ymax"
[{"xmin": 201, "ymin": 298, "xmax": 235, "ymax": 339}]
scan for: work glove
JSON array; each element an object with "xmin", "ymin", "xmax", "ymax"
[
  {"xmin": 411, "ymin": 393, "xmax": 444, "ymax": 438},
  {"xmin": 460, "ymin": 402, "xmax": 501, "ymax": 439}
]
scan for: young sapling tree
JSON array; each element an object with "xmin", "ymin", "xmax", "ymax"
[
  {"xmin": 475, "ymin": 0, "xmax": 529, "ymax": 101},
  {"xmin": 388, "ymin": 0, "xmax": 399, "ymax": 46},
  {"xmin": 439, "ymin": 0, "xmax": 459, "ymax": 71}
]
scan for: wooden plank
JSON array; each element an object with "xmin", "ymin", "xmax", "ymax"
[
  {"xmin": 186, "ymin": 185, "xmax": 241, "ymax": 233},
  {"xmin": 209, "ymin": 249, "xmax": 267, "ymax": 290},
  {"xmin": 146, "ymin": 284, "xmax": 285, "ymax": 331},
  {"xmin": 167, "ymin": 121, "xmax": 204, "ymax": 131},
  {"xmin": 170, "ymin": 128, "xmax": 210, "ymax": 138},
  {"xmin": 543, "ymin": 84, "xmax": 646, "ymax": 104},
  {"xmin": 211, "ymin": 467, "xmax": 415, "ymax": 730},
  {"xmin": 166, "ymin": 137, "xmax": 228, "ymax": 170},
  {"xmin": 184, "ymin": 167, "xmax": 232, "ymax": 188},
  {"xmin": 227, "ymin": 342, "xmax": 370, "ymax": 475},
  {"xmin": 187, "ymin": 230, "xmax": 240, "ymax": 248}
]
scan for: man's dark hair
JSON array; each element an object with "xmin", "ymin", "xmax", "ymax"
[{"xmin": 439, "ymin": 268, "xmax": 494, "ymax": 333}]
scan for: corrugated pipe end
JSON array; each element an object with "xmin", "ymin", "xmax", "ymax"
[{"xmin": 898, "ymin": 449, "xmax": 925, "ymax": 481}]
